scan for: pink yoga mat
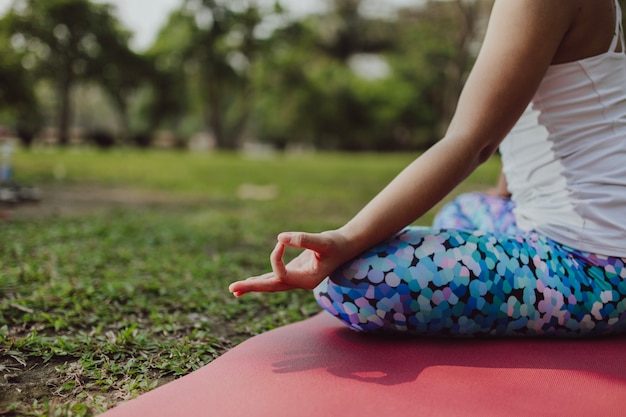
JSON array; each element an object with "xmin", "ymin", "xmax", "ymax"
[{"xmin": 100, "ymin": 312, "xmax": 626, "ymax": 417}]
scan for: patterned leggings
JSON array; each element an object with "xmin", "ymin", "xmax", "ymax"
[{"xmin": 314, "ymin": 193, "xmax": 626, "ymax": 337}]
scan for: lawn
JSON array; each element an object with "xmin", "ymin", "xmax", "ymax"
[{"xmin": 0, "ymin": 147, "xmax": 500, "ymax": 416}]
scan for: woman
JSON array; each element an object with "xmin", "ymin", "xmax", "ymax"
[{"xmin": 229, "ymin": 0, "xmax": 626, "ymax": 337}]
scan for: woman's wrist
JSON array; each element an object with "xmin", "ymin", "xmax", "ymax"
[{"xmin": 337, "ymin": 221, "xmax": 393, "ymax": 259}]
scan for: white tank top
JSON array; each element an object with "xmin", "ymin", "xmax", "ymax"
[{"xmin": 499, "ymin": 0, "xmax": 626, "ymax": 257}]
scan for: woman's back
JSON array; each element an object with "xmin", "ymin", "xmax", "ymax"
[
  {"xmin": 500, "ymin": 0, "xmax": 626, "ymax": 257},
  {"xmin": 553, "ymin": 0, "xmax": 622, "ymax": 64}
]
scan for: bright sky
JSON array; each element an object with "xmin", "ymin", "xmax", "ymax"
[{"xmin": 0, "ymin": 0, "xmax": 423, "ymax": 51}]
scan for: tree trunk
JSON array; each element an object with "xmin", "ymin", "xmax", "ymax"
[
  {"xmin": 206, "ymin": 78, "xmax": 244, "ymax": 150},
  {"xmin": 207, "ymin": 90, "xmax": 227, "ymax": 149},
  {"xmin": 115, "ymin": 96, "xmax": 130, "ymax": 145},
  {"xmin": 57, "ymin": 74, "xmax": 73, "ymax": 146}
]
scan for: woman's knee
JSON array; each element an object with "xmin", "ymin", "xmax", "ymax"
[
  {"xmin": 314, "ymin": 278, "xmax": 383, "ymax": 331},
  {"xmin": 313, "ymin": 231, "xmax": 429, "ymax": 332}
]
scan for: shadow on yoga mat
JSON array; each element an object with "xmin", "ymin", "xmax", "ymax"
[{"xmin": 100, "ymin": 312, "xmax": 626, "ymax": 417}]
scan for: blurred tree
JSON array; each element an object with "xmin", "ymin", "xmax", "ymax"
[
  {"xmin": 149, "ymin": 0, "xmax": 265, "ymax": 149},
  {"xmin": 0, "ymin": 24, "xmax": 43, "ymax": 148},
  {"xmin": 388, "ymin": 0, "xmax": 491, "ymax": 145},
  {"xmin": 3, "ymin": 0, "xmax": 141, "ymax": 146},
  {"xmin": 252, "ymin": 4, "xmax": 399, "ymax": 151},
  {"xmin": 251, "ymin": 19, "xmax": 320, "ymax": 149},
  {"xmin": 188, "ymin": 0, "xmax": 264, "ymax": 149},
  {"xmin": 253, "ymin": 0, "xmax": 482, "ymax": 151},
  {"xmin": 141, "ymin": 11, "xmax": 194, "ymax": 143},
  {"xmin": 86, "ymin": 36, "xmax": 156, "ymax": 144},
  {"xmin": 318, "ymin": 0, "xmax": 394, "ymax": 61},
  {"xmin": 419, "ymin": 0, "xmax": 493, "ymax": 137}
]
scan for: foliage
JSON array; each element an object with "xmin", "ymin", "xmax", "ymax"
[
  {"xmin": 141, "ymin": 10, "xmax": 197, "ymax": 138},
  {"xmin": 0, "ymin": 27, "xmax": 43, "ymax": 147},
  {"xmin": 147, "ymin": 0, "xmax": 266, "ymax": 149},
  {"xmin": 128, "ymin": 0, "xmax": 490, "ymax": 151},
  {"xmin": 85, "ymin": 32, "xmax": 156, "ymax": 144},
  {"xmin": 1, "ymin": 0, "xmax": 145, "ymax": 145},
  {"xmin": 252, "ymin": 1, "xmax": 475, "ymax": 151},
  {"xmin": 0, "ymin": 0, "xmax": 493, "ymax": 150},
  {"xmin": 315, "ymin": 0, "xmax": 394, "ymax": 61}
]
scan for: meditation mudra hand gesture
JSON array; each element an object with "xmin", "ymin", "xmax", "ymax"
[
  {"xmin": 229, "ymin": 231, "xmax": 350, "ymax": 296},
  {"xmin": 229, "ymin": 0, "xmax": 626, "ymax": 337}
]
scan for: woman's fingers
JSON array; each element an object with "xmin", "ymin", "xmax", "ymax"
[
  {"xmin": 229, "ymin": 242, "xmax": 291, "ymax": 297},
  {"xmin": 228, "ymin": 272, "xmax": 294, "ymax": 296},
  {"xmin": 229, "ymin": 231, "xmax": 338, "ymax": 296},
  {"xmin": 277, "ymin": 232, "xmax": 330, "ymax": 253},
  {"xmin": 270, "ymin": 241, "xmax": 287, "ymax": 277}
]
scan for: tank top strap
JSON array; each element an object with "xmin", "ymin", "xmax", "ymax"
[{"xmin": 609, "ymin": 0, "xmax": 624, "ymax": 53}]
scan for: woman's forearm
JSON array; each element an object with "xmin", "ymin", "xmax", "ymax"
[{"xmin": 338, "ymin": 136, "xmax": 487, "ymax": 258}]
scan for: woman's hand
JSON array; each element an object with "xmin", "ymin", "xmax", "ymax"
[{"xmin": 228, "ymin": 230, "xmax": 351, "ymax": 296}]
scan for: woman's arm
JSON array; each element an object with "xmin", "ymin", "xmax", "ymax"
[
  {"xmin": 338, "ymin": 0, "xmax": 575, "ymax": 254},
  {"xmin": 229, "ymin": 0, "xmax": 578, "ymax": 296}
]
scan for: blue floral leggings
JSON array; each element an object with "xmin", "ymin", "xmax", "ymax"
[{"xmin": 314, "ymin": 193, "xmax": 626, "ymax": 337}]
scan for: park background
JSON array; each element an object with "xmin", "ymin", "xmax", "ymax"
[{"xmin": 2, "ymin": 0, "xmax": 623, "ymax": 416}]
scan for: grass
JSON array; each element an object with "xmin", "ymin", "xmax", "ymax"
[{"xmin": 0, "ymin": 147, "xmax": 500, "ymax": 416}]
